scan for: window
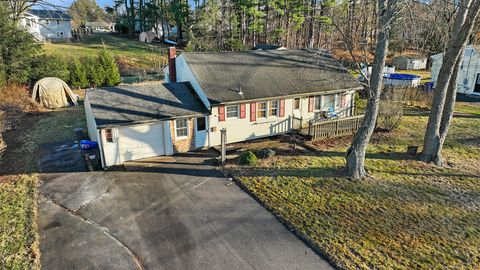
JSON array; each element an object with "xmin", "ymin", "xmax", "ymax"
[
  {"xmin": 268, "ymin": 101, "xmax": 279, "ymax": 117},
  {"xmin": 105, "ymin": 129, "xmax": 113, "ymax": 143},
  {"xmin": 196, "ymin": 117, "xmax": 206, "ymax": 131},
  {"xmin": 226, "ymin": 105, "xmax": 239, "ymax": 118},
  {"xmin": 335, "ymin": 94, "xmax": 341, "ymax": 108},
  {"xmin": 257, "ymin": 102, "xmax": 267, "ymax": 118},
  {"xmin": 175, "ymin": 119, "xmax": 188, "ymax": 139},
  {"xmin": 323, "ymin": 94, "xmax": 335, "ymax": 110},
  {"xmin": 314, "ymin": 95, "xmax": 322, "ymax": 110},
  {"xmin": 56, "ymin": 20, "xmax": 60, "ymax": 25},
  {"xmin": 294, "ymin": 98, "xmax": 300, "ymax": 110}
]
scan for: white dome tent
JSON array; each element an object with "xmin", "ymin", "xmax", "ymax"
[
  {"xmin": 31, "ymin": 77, "xmax": 78, "ymax": 109},
  {"xmin": 139, "ymin": 31, "xmax": 156, "ymax": 43}
]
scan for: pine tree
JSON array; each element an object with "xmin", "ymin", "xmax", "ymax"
[
  {"xmin": 69, "ymin": 57, "xmax": 88, "ymax": 88},
  {"xmin": 84, "ymin": 56, "xmax": 105, "ymax": 87},
  {"xmin": 98, "ymin": 46, "xmax": 121, "ymax": 86}
]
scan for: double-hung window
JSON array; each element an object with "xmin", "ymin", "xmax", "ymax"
[
  {"xmin": 257, "ymin": 101, "xmax": 279, "ymax": 118},
  {"xmin": 175, "ymin": 118, "xmax": 188, "ymax": 139},
  {"xmin": 335, "ymin": 94, "xmax": 341, "ymax": 108},
  {"xmin": 105, "ymin": 129, "xmax": 113, "ymax": 142},
  {"xmin": 294, "ymin": 98, "xmax": 300, "ymax": 110},
  {"xmin": 314, "ymin": 95, "xmax": 322, "ymax": 110},
  {"xmin": 268, "ymin": 101, "xmax": 279, "ymax": 117},
  {"xmin": 323, "ymin": 94, "xmax": 335, "ymax": 110},
  {"xmin": 226, "ymin": 105, "xmax": 239, "ymax": 118},
  {"xmin": 257, "ymin": 102, "xmax": 267, "ymax": 118}
]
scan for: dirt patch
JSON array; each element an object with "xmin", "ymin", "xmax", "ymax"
[{"xmin": 0, "ymin": 112, "xmax": 45, "ymax": 176}]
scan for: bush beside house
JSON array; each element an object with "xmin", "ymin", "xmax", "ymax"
[{"xmin": 239, "ymin": 151, "xmax": 258, "ymax": 166}]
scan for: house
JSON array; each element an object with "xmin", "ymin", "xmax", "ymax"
[
  {"xmin": 392, "ymin": 55, "xmax": 428, "ymax": 70},
  {"xmin": 85, "ymin": 48, "xmax": 362, "ymax": 167},
  {"xmin": 431, "ymin": 45, "xmax": 480, "ymax": 95},
  {"xmin": 84, "ymin": 21, "xmax": 115, "ymax": 32},
  {"xmin": 19, "ymin": 9, "xmax": 72, "ymax": 42}
]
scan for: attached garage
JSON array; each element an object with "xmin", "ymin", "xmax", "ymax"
[
  {"xmin": 85, "ymin": 83, "xmax": 209, "ymax": 167},
  {"xmin": 118, "ymin": 123, "xmax": 165, "ymax": 161}
]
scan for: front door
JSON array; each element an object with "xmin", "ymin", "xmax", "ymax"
[
  {"xmin": 293, "ymin": 98, "xmax": 301, "ymax": 118},
  {"xmin": 195, "ymin": 116, "xmax": 208, "ymax": 148},
  {"xmin": 475, "ymin": 73, "xmax": 480, "ymax": 93}
]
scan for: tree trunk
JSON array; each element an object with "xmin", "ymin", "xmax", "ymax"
[
  {"xmin": 439, "ymin": 53, "xmax": 463, "ymax": 144},
  {"xmin": 345, "ymin": 0, "xmax": 396, "ymax": 179},
  {"xmin": 129, "ymin": 0, "xmax": 135, "ymax": 38},
  {"xmin": 421, "ymin": 0, "xmax": 480, "ymax": 164},
  {"xmin": 307, "ymin": 0, "xmax": 316, "ymax": 48}
]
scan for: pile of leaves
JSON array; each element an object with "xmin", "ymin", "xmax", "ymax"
[{"xmin": 0, "ymin": 84, "xmax": 40, "ymax": 160}]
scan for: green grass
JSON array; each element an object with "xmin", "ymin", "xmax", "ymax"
[
  {"xmin": 33, "ymin": 104, "xmax": 86, "ymax": 145},
  {"xmin": 0, "ymin": 175, "xmax": 39, "ymax": 269},
  {"xmin": 43, "ymin": 33, "xmax": 166, "ymax": 74},
  {"xmin": 227, "ymin": 103, "xmax": 480, "ymax": 270}
]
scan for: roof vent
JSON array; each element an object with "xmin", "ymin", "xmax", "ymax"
[{"xmin": 238, "ymin": 85, "xmax": 243, "ymax": 95}]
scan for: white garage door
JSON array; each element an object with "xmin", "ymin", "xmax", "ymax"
[{"xmin": 118, "ymin": 122, "xmax": 165, "ymax": 162}]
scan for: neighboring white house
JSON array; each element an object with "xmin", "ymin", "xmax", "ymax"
[
  {"xmin": 85, "ymin": 48, "xmax": 362, "ymax": 167},
  {"xmin": 431, "ymin": 45, "xmax": 480, "ymax": 95},
  {"xmin": 84, "ymin": 21, "xmax": 115, "ymax": 32},
  {"xmin": 19, "ymin": 9, "xmax": 72, "ymax": 42},
  {"xmin": 392, "ymin": 55, "xmax": 428, "ymax": 70}
]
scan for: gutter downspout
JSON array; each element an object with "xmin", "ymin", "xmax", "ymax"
[{"xmin": 97, "ymin": 129, "xmax": 106, "ymax": 169}]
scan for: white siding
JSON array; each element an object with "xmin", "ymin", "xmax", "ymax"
[
  {"xmin": 38, "ymin": 19, "xmax": 72, "ymax": 41},
  {"xmin": 84, "ymin": 95, "xmax": 99, "ymax": 142},
  {"xmin": 431, "ymin": 46, "xmax": 480, "ymax": 95},
  {"xmin": 175, "ymin": 55, "xmax": 211, "ymax": 108},
  {"xmin": 208, "ymin": 92, "xmax": 355, "ymax": 146},
  {"xmin": 101, "ymin": 127, "xmax": 121, "ymax": 167}
]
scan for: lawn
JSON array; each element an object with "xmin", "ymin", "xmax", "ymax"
[
  {"xmin": 0, "ymin": 97, "xmax": 86, "ymax": 269},
  {"xmin": 0, "ymin": 175, "xmax": 39, "ymax": 269},
  {"xmin": 43, "ymin": 33, "xmax": 167, "ymax": 75},
  {"xmin": 226, "ymin": 102, "xmax": 480, "ymax": 270}
]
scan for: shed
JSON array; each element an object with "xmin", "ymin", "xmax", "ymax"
[
  {"xmin": 139, "ymin": 31, "xmax": 156, "ymax": 43},
  {"xmin": 392, "ymin": 55, "xmax": 427, "ymax": 70},
  {"xmin": 31, "ymin": 77, "xmax": 78, "ymax": 108}
]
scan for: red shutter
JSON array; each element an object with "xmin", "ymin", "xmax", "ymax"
[
  {"xmin": 279, "ymin": 99, "xmax": 285, "ymax": 117},
  {"xmin": 250, "ymin": 102, "xmax": 256, "ymax": 122},
  {"xmin": 240, "ymin": 104, "xmax": 246, "ymax": 118},
  {"xmin": 218, "ymin": 105, "xmax": 225, "ymax": 122},
  {"xmin": 308, "ymin": 96, "xmax": 314, "ymax": 112}
]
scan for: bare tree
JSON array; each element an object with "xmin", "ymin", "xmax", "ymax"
[
  {"xmin": 345, "ymin": 0, "xmax": 401, "ymax": 179},
  {"xmin": 421, "ymin": 0, "xmax": 480, "ymax": 165},
  {"xmin": 1, "ymin": 0, "xmax": 43, "ymax": 21}
]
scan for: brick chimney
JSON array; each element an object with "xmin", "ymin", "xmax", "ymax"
[{"xmin": 168, "ymin": 47, "xmax": 177, "ymax": 83}]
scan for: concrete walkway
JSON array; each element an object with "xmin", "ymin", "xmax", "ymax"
[{"xmin": 39, "ymin": 152, "xmax": 333, "ymax": 270}]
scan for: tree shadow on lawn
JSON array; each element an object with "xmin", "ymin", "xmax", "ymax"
[{"xmin": 235, "ymin": 148, "xmax": 479, "ymax": 181}]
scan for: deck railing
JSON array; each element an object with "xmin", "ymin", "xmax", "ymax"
[{"xmin": 306, "ymin": 115, "xmax": 365, "ymax": 141}]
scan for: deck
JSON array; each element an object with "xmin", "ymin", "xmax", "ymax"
[{"xmin": 296, "ymin": 115, "xmax": 365, "ymax": 141}]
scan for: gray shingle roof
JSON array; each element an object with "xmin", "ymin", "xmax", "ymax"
[
  {"xmin": 182, "ymin": 49, "xmax": 361, "ymax": 105},
  {"xmin": 87, "ymin": 83, "xmax": 209, "ymax": 128},
  {"xmin": 28, "ymin": 9, "xmax": 71, "ymax": 19}
]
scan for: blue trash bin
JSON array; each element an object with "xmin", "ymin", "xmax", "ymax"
[{"xmin": 80, "ymin": 140, "xmax": 98, "ymax": 151}]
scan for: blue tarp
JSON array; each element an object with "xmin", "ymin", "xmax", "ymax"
[{"xmin": 384, "ymin": 73, "xmax": 421, "ymax": 80}]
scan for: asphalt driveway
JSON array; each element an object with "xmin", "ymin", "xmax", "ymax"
[{"xmin": 39, "ymin": 152, "xmax": 333, "ymax": 270}]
